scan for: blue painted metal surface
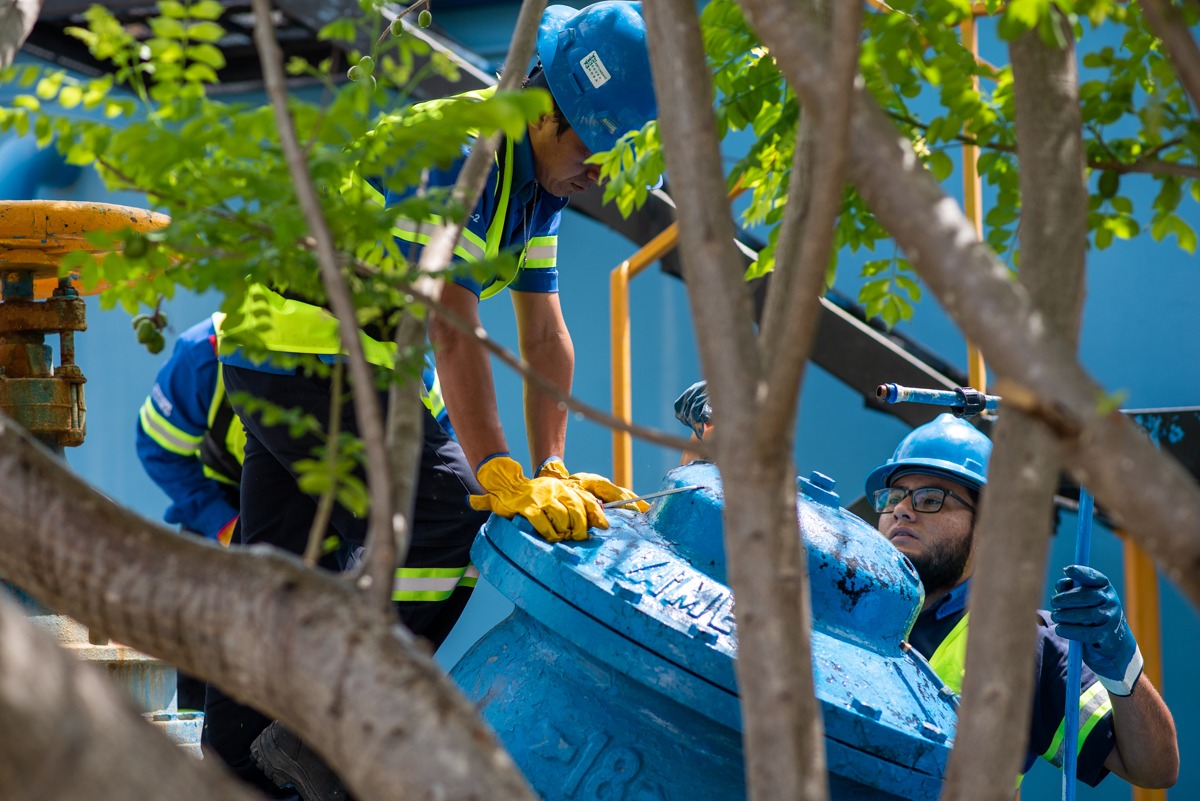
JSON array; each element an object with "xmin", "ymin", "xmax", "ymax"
[
  {"xmin": 876, "ymin": 383, "xmax": 1000, "ymax": 417},
  {"xmin": 4, "ymin": 584, "xmax": 203, "ymax": 755},
  {"xmin": 450, "ymin": 462, "xmax": 959, "ymax": 800}
]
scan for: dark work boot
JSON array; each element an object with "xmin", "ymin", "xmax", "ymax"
[{"xmin": 251, "ymin": 721, "xmax": 354, "ymax": 801}]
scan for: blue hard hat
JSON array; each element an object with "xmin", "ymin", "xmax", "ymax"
[
  {"xmin": 537, "ymin": 2, "xmax": 659, "ymax": 156},
  {"xmin": 864, "ymin": 414, "xmax": 992, "ymax": 498}
]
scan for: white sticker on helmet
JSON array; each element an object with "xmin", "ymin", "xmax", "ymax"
[{"xmin": 579, "ymin": 51, "xmax": 612, "ymax": 89}]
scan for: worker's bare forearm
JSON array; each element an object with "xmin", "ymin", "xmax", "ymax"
[
  {"xmin": 431, "ymin": 288, "xmax": 508, "ymax": 473},
  {"xmin": 1103, "ymin": 675, "xmax": 1179, "ymax": 789},
  {"xmin": 520, "ymin": 332, "xmax": 572, "ymax": 469},
  {"xmin": 513, "ymin": 291, "xmax": 573, "ymax": 470}
]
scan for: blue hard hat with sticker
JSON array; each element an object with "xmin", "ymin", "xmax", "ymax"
[{"xmin": 537, "ymin": 2, "xmax": 659, "ymax": 157}]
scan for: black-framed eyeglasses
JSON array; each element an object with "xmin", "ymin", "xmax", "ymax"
[{"xmin": 872, "ymin": 486, "xmax": 977, "ymax": 514}]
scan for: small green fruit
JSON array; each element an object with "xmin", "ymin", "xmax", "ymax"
[
  {"xmin": 124, "ymin": 235, "xmax": 148, "ymax": 258},
  {"xmin": 347, "ymin": 65, "xmax": 361, "ymax": 81},
  {"xmin": 136, "ymin": 318, "xmax": 157, "ymax": 344},
  {"xmin": 146, "ymin": 332, "xmax": 165, "ymax": 355},
  {"xmin": 418, "ymin": 9, "xmax": 432, "ymax": 28},
  {"xmin": 390, "ymin": 17, "xmax": 404, "ymax": 36},
  {"xmin": 357, "ymin": 55, "xmax": 374, "ymax": 75}
]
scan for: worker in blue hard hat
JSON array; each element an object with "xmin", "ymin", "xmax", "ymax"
[
  {"xmin": 137, "ymin": 315, "xmax": 454, "ymax": 713},
  {"xmin": 867, "ymin": 414, "xmax": 1178, "ymax": 790},
  {"xmin": 210, "ymin": 4, "xmax": 659, "ymax": 800},
  {"xmin": 674, "ymin": 385, "xmax": 1178, "ymax": 789}
]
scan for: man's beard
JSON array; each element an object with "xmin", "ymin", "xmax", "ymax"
[{"xmin": 910, "ymin": 527, "xmax": 974, "ymax": 598}]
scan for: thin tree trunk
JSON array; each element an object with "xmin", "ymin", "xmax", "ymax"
[
  {"xmin": 251, "ymin": 0, "xmax": 397, "ymax": 607},
  {"xmin": 735, "ymin": 0, "xmax": 1200, "ymax": 609},
  {"xmin": 0, "ymin": 0, "xmax": 40, "ymax": 68},
  {"xmin": 0, "ymin": 421, "xmax": 537, "ymax": 801},
  {"xmin": 1141, "ymin": 0, "xmax": 1200, "ymax": 115},
  {"xmin": 943, "ymin": 17, "xmax": 1090, "ymax": 800},
  {"xmin": 644, "ymin": 3, "xmax": 826, "ymax": 801}
]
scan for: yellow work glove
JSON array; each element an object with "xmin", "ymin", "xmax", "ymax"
[
  {"xmin": 538, "ymin": 458, "xmax": 650, "ymax": 513},
  {"xmin": 469, "ymin": 455, "xmax": 606, "ymax": 542}
]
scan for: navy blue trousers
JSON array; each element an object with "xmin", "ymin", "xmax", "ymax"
[{"xmin": 203, "ymin": 365, "xmax": 488, "ymax": 794}]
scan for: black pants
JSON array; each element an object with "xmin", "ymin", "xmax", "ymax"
[{"xmin": 203, "ymin": 366, "xmax": 488, "ymax": 795}]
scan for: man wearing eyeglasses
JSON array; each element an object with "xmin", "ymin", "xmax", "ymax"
[{"xmin": 865, "ymin": 413, "xmax": 1178, "ymax": 790}]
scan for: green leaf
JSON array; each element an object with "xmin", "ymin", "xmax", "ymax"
[
  {"xmin": 189, "ymin": 0, "xmax": 225, "ymax": 20},
  {"xmin": 150, "ymin": 16, "xmax": 187, "ymax": 38},
  {"xmin": 927, "ymin": 150, "xmax": 954, "ymax": 182},
  {"xmin": 185, "ymin": 21, "xmax": 226, "ymax": 42},
  {"xmin": 187, "ymin": 43, "xmax": 226, "ymax": 69},
  {"xmin": 319, "ymin": 18, "xmax": 359, "ymax": 42},
  {"xmin": 158, "ymin": 0, "xmax": 187, "ymax": 18}
]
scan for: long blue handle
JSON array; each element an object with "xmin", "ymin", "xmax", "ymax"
[
  {"xmin": 1063, "ymin": 488, "xmax": 1095, "ymax": 801},
  {"xmin": 875, "ymin": 383, "xmax": 1002, "ymax": 414}
]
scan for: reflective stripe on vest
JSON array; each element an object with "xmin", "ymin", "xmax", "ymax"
[
  {"xmin": 386, "ymin": 133, "xmax": 518, "ymax": 300},
  {"xmin": 1040, "ymin": 681, "xmax": 1114, "ymax": 768},
  {"xmin": 425, "ymin": 365, "xmax": 446, "ymax": 422},
  {"xmin": 392, "ymin": 564, "xmax": 479, "ymax": 602},
  {"xmin": 378, "ymin": 88, "xmax": 558, "ymax": 301},
  {"xmin": 139, "ymin": 398, "xmax": 203, "ymax": 456},
  {"xmin": 927, "ymin": 612, "xmax": 970, "ymax": 695},
  {"xmin": 926, "ymin": 612, "xmax": 1114, "ymax": 780},
  {"xmin": 199, "ymin": 362, "xmax": 247, "ymax": 486}
]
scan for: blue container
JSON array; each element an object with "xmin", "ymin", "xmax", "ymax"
[{"xmin": 450, "ymin": 462, "xmax": 958, "ymax": 800}]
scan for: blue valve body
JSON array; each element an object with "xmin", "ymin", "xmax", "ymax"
[{"xmin": 450, "ymin": 462, "xmax": 958, "ymax": 800}]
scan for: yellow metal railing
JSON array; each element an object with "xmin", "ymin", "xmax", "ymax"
[
  {"xmin": 610, "ymin": 186, "xmax": 744, "ymax": 489},
  {"xmin": 610, "ymin": 221, "xmax": 685, "ymax": 490}
]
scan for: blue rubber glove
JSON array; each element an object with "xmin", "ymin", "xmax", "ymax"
[
  {"xmin": 673, "ymin": 380, "xmax": 712, "ymax": 438},
  {"xmin": 1050, "ymin": 564, "xmax": 1143, "ymax": 697}
]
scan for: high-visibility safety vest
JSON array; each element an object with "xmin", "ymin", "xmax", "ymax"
[
  {"xmin": 221, "ymin": 88, "xmax": 559, "ymax": 373},
  {"xmin": 138, "ymin": 317, "xmax": 247, "ymax": 485},
  {"xmin": 198, "ymin": 363, "xmax": 246, "ymax": 485},
  {"xmin": 925, "ymin": 611, "xmax": 1114, "ymax": 780},
  {"xmin": 392, "ymin": 564, "xmax": 479, "ymax": 603}
]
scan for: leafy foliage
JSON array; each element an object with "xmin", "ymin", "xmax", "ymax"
[
  {"xmin": 611, "ymin": 0, "xmax": 1200, "ymax": 330},
  {"xmin": 0, "ymin": 0, "xmax": 551, "ymax": 514}
]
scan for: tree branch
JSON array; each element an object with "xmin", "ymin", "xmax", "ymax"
[
  {"xmin": 757, "ymin": 0, "xmax": 860, "ymax": 442},
  {"xmin": 944, "ymin": 16, "xmax": 1089, "ymax": 801},
  {"xmin": 0, "ymin": 595, "xmax": 263, "ymax": 801},
  {"xmin": 251, "ymin": 0, "xmax": 397, "ymax": 611},
  {"xmin": 647, "ymin": 3, "xmax": 825, "ymax": 801},
  {"xmin": 0, "ymin": 0, "xmax": 39, "ymax": 68},
  {"xmin": 731, "ymin": 0, "xmax": 1200, "ymax": 610},
  {"xmin": 0, "ymin": 418, "xmax": 538, "ymax": 801},
  {"xmin": 889, "ymin": 112, "xmax": 1200, "ymax": 180},
  {"xmin": 1141, "ymin": 0, "xmax": 1200, "ymax": 116}
]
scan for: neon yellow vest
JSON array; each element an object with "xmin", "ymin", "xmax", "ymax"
[
  {"xmin": 924, "ymin": 611, "xmax": 1114, "ymax": 781},
  {"xmin": 225, "ymin": 89, "xmax": 552, "ymax": 364}
]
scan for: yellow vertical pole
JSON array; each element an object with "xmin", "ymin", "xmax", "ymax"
[
  {"xmin": 610, "ymin": 186, "xmax": 743, "ymax": 489},
  {"xmin": 1121, "ymin": 532, "xmax": 1167, "ymax": 801},
  {"xmin": 961, "ymin": 13, "xmax": 987, "ymax": 393},
  {"xmin": 611, "ymin": 262, "xmax": 634, "ymax": 488},
  {"xmin": 609, "ymin": 223, "xmax": 684, "ymax": 489}
]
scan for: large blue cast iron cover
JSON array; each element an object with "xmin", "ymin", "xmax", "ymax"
[{"xmin": 450, "ymin": 462, "xmax": 958, "ymax": 801}]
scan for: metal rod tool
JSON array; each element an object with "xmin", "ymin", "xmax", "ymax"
[{"xmin": 603, "ymin": 485, "xmax": 703, "ymax": 509}]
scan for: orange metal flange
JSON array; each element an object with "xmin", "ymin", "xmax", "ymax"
[{"xmin": 0, "ymin": 200, "xmax": 169, "ymax": 299}]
